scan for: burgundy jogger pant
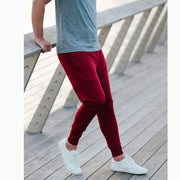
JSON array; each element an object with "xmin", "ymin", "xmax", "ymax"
[{"xmin": 57, "ymin": 49, "xmax": 123, "ymax": 157}]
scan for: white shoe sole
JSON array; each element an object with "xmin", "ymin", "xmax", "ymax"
[{"xmin": 111, "ymin": 156, "xmax": 148, "ymax": 175}]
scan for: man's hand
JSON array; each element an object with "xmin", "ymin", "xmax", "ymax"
[
  {"xmin": 35, "ymin": 38, "xmax": 52, "ymax": 53},
  {"xmin": 32, "ymin": 0, "xmax": 52, "ymax": 53}
]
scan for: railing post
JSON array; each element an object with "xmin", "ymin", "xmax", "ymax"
[
  {"xmin": 131, "ymin": 3, "xmax": 166, "ymax": 62},
  {"xmin": 98, "ymin": 25, "xmax": 112, "ymax": 47},
  {"xmin": 146, "ymin": 10, "xmax": 167, "ymax": 53},
  {"xmin": 158, "ymin": 23, "xmax": 167, "ymax": 45},
  {"xmin": 62, "ymin": 90, "xmax": 78, "ymax": 108},
  {"xmin": 24, "ymin": 53, "xmax": 40, "ymax": 91},
  {"xmin": 26, "ymin": 63, "xmax": 66, "ymax": 133},
  {"xmin": 114, "ymin": 9, "xmax": 151, "ymax": 74},
  {"xmin": 63, "ymin": 25, "xmax": 112, "ymax": 108},
  {"xmin": 106, "ymin": 16, "xmax": 134, "ymax": 71}
]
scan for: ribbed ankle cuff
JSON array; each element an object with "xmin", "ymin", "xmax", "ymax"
[
  {"xmin": 110, "ymin": 146, "xmax": 124, "ymax": 157},
  {"xmin": 67, "ymin": 128, "xmax": 83, "ymax": 145}
]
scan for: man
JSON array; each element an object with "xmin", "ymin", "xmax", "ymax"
[{"xmin": 32, "ymin": 0, "xmax": 148, "ymax": 175}]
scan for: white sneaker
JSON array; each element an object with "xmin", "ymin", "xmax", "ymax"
[
  {"xmin": 111, "ymin": 153, "xmax": 148, "ymax": 174},
  {"xmin": 58, "ymin": 138, "xmax": 82, "ymax": 174}
]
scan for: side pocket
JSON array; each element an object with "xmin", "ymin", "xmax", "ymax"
[
  {"xmin": 57, "ymin": 53, "xmax": 69, "ymax": 64},
  {"xmin": 67, "ymin": 52, "xmax": 82, "ymax": 69}
]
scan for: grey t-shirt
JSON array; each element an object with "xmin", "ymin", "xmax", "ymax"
[{"xmin": 55, "ymin": 0, "xmax": 101, "ymax": 54}]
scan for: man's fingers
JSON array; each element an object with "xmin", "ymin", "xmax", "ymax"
[
  {"xmin": 42, "ymin": 43, "xmax": 52, "ymax": 53},
  {"xmin": 42, "ymin": 46, "xmax": 47, "ymax": 53},
  {"xmin": 47, "ymin": 44, "xmax": 52, "ymax": 51},
  {"xmin": 35, "ymin": 39, "xmax": 52, "ymax": 53}
]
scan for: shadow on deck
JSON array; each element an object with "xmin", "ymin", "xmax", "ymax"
[{"xmin": 24, "ymin": 43, "xmax": 167, "ymax": 180}]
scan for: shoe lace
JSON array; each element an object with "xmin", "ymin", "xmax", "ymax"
[{"xmin": 124, "ymin": 153, "xmax": 135, "ymax": 162}]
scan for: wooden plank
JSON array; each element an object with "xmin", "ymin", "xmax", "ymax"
[
  {"xmin": 131, "ymin": 3, "xmax": 166, "ymax": 62},
  {"xmin": 147, "ymin": 10, "xmax": 167, "ymax": 52},
  {"xmin": 24, "ymin": 53, "xmax": 166, "ymax": 165},
  {"xmin": 25, "ymin": 58, "xmax": 166, "ymax": 179},
  {"xmin": 24, "ymin": 55, "xmax": 60, "ymax": 125},
  {"xmin": 25, "ymin": 84, "xmax": 166, "ymax": 179},
  {"xmin": 129, "ymin": 142, "xmax": 167, "ymax": 180},
  {"xmin": 24, "ymin": 59, "xmax": 164, "ymax": 159},
  {"xmin": 150, "ymin": 161, "xmax": 167, "ymax": 180},
  {"xmin": 24, "ymin": 52, "xmax": 59, "ymax": 93},
  {"xmin": 24, "ymin": 59, "xmax": 166, "ymax": 161},
  {"xmin": 24, "ymin": 53, "xmax": 40, "ymax": 91},
  {"xmin": 24, "ymin": 108, "xmax": 76, "ymax": 148},
  {"xmin": 112, "ymin": 116, "xmax": 166, "ymax": 180},
  {"xmin": 54, "ymin": 110, "xmax": 167, "ymax": 180},
  {"xmin": 114, "ymin": 9, "xmax": 151, "ymax": 74},
  {"xmin": 24, "ymin": 89, "xmax": 166, "ymax": 178},
  {"xmin": 109, "ymin": 127, "xmax": 167, "ymax": 180},
  {"xmin": 24, "ymin": 62, "xmax": 59, "ymax": 105},
  {"xmin": 25, "ymin": 81, "xmax": 166, "ymax": 179},
  {"xmin": 26, "ymin": 63, "xmax": 66, "ymax": 133},
  {"xmin": 106, "ymin": 16, "xmax": 134, "ymax": 72},
  {"xmin": 24, "ymin": 74, "xmax": 164, "ymax": 165},
  {"xmin": 25, "ymin": 60, "xmax": 58, "ymax": 86},
  {"xmin": 124, "ymin": 113, "xmax": 166, "ymax": 156},
  {"xmin": 129, "ymin": 127, "xmax": 167, "ymax": 166},
  {"xmin": 63, "ymin": 25, "xmax": 112, "ymax": 108},
  {"xmin": 89, "ymin": 125, "xmax": 167, "ymax": 180},
  {"xmin": 24, "ymin": 77, "xmax": 166, "ymax": 177},
  {"xmin": 36, "ymin": 95, "xmax": 166, "ymax": 180},
  {"xmin": 24, "ymin": 44, "xmax": 166, "ymax": 168}
]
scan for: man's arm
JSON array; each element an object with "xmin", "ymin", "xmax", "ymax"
[{"xmin": 32, "ymin": 0, "xmax": 52, "ymax": 53}]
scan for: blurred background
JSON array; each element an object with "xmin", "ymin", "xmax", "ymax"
[{"xmin": 24, "ymin": 1, "xmax": 167, "ymax": 179}]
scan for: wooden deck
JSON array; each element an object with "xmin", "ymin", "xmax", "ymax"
[{"xmin": 24, "ymin": 42, "xmax": 167, "ymax": 180}]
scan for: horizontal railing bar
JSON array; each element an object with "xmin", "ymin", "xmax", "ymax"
[
  {"xmin": 97, "ymin": 0, "xmax": 166, "ymax": 28},
  {"xmin": 24, "ymin": 26, "xmax": 57, "ymax": 59},
  {"xmin": 24, "ymin": 0, "xmax": 167, "ymax": 59}
]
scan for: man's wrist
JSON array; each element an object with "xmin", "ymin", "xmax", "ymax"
[{"xmin": 35, "ymin": 37, "xmax": 44, "ymax": 42}]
